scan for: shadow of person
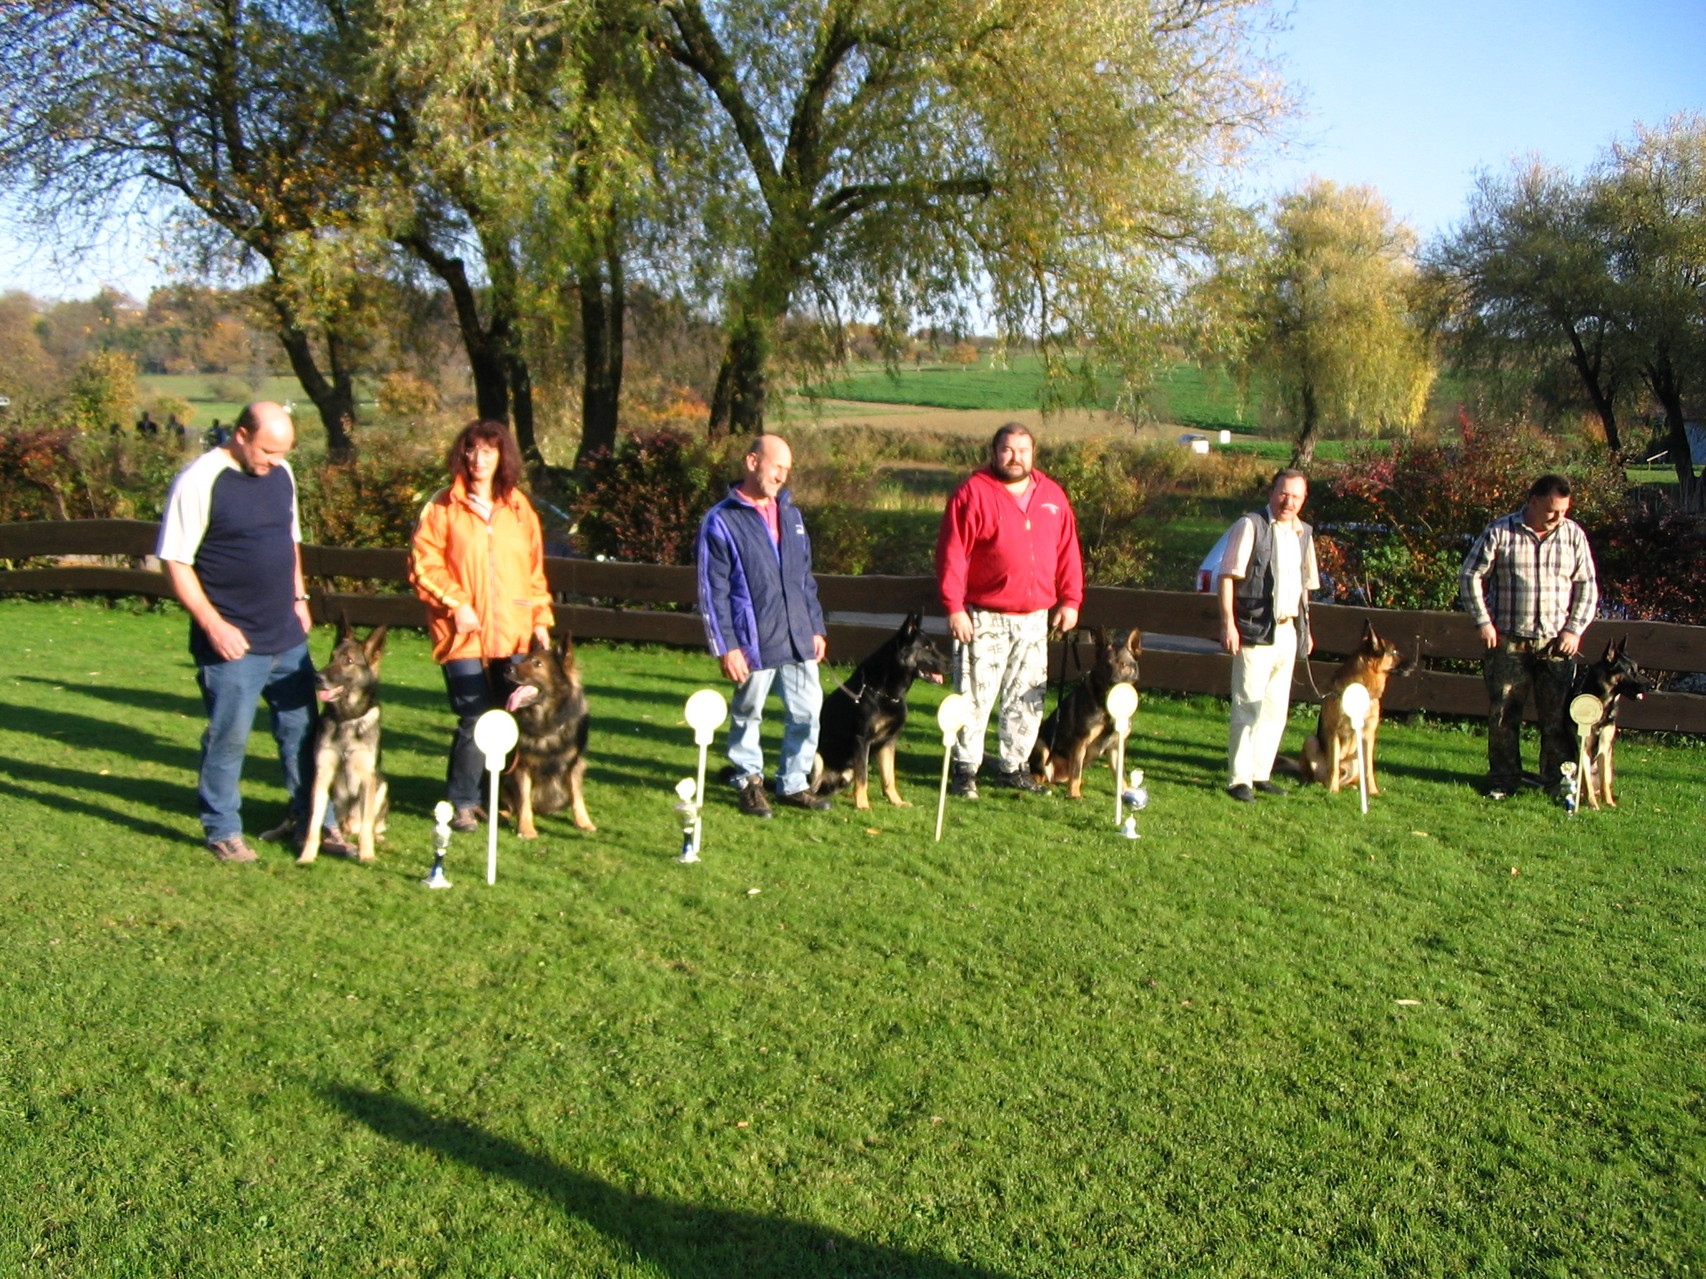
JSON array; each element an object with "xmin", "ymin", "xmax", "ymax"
[{"xmin": 323, "ymin": 1086, "xmax": 1015, "ymax": 1279}]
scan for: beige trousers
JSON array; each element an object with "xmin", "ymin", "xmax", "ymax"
[{"xmin": 1228, "ymin": 619, "xmax": 1297, "ymax": 787}]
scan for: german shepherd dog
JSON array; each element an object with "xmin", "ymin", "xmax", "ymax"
[
  {"xmin": 1570, "ymin": 637, "xmax": 1653, "ymax": 809},
  {"xmin": 502, "ymin": 634, "xmax": 595, "ymax": 838},
  {"xmin": 297, "ymin": 621, "xmax": 390, "ymax": 864},
  {"xmin": 1298, "ymin": 620, "xmax": 1403, "ymax": 793},
  {"xmin": 1028, "ymin": 627, "xmax": 1142, "ymax": 798},
  {"xmin": 812, "ymin": 613, "xmax": 947, "ymax": 809}
]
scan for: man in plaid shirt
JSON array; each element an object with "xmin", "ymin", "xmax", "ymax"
[{"xmin": 1459, "ymin": 474, "xmax": 1599, "ymax": 801}]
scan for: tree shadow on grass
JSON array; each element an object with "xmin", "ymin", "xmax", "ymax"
[
  {"xmin": 323, "ymin": 1086, "xmax": 1015, "ymax": 1279},
  {"xmin": 12, "ymin": 675, "xmax": 204, "ymax": 721},
  {"xmin": 0, "ymin": 775, "xmax": 189, "ymax": 844}
]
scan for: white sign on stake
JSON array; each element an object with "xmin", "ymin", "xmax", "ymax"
[
  {"xmin": 682, "ymin": 689, "xmax": 729, "ymax": 861},
  {"xmin": 1569, "ymin": 693, "xmax": 1604, "ymax": 810},
  {"xmin": 1103, "ymin": 682, "xmax": 1138, "ymax": 828},
  {"xmin": 472, "ymin": 709, "xmax": 519, "ymax": 884},
  {"xmin": 934, "ymin": 693, "xmax": 972, "ymax": 842},
  {"xmin": 1337, "ymin": 683, "xmax": 1372, "ymax": 815}
]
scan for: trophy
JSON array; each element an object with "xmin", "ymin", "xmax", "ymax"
[
  {"xmin": 1120, "ymin": 768, "xmax": 1149, "ymax": 839},
  {"xmin": 674, "ymin": 778, "xmax": 702, "ymax": 863},
  {"xmin": 423, "ymin": 800, "xmax": 454, "ymax": 888}
]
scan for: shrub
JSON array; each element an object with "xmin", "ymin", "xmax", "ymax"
[
  {"xmin": 1310, "ymin": 409, "xmax": 1625, "ymax": 609},
  {"xmin": 1591, "ymin": 504, "xmax": 1706, "ymax": 625},
  {"xmin": 295, "ymin": 427, "xmax": 445, "ymax": 551},
  {"xmin": 569, "ymin": 428, "xmax": 736, "ymax": 565}
]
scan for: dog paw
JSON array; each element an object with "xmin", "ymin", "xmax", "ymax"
[
  {"xmin": 516, "ymin": 827, "xmax": 538, "ymax": 840},
  {"xmin": 574, "ymin": 819, "xmax": 598, "ymax": 832},
  {"xmin": 886, "ymin": 798, "xmax": 912, "ymax": 808},
  {"xmin": 294, "ymin": 851, "xmax": 318, "ymax": 865}
]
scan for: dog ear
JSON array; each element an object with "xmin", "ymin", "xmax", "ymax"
[
  {"xmin": 901, "ymin": 613, "xmax": 920, "ymax": 637},
  {"xmin": 1126, "ymin": 627, "xmax": 1143, "ymax": 656},
  {"xmin": 555, "ymin": 630, "xmax": 576, "ymax": 666},
  {"xmin": 362, "ymin": 624, "xmax": 388, "ymax": 664},
  {"xmin": 1361, "ymin": 618, "xmax": 1378, "ymax": 648},
  {"xmin": 337, "ymin": 610, "xmax": 352, "ymax": 641}
]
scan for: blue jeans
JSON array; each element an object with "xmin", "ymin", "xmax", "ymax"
[
  {"xmin": 442, "ymin": 657, "xmax": 510, "ymax": 809},
  {"xmin": 727, "ymin": 661, "xmax": 822, "ymax": 795},
  {"xmin": 195, "ymin": 643, "xmax": 317, "ymax": 842}
]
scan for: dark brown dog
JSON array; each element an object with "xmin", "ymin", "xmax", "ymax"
[
  {"xmin": 1029, "ymin": 627, "xmax": 1142, "ymax": 798},
  {"xmin": 298, "ymin": 620, "xmax": 389, "ymax": 864},
  {"xmin": 501, "ymin": 634, "xmax": 595, "ymax": 839},
  {"xmin": 1571, "ymin": 637, "xmax": 1653, "ymax": 809},
  {"xmin": 1299, "ymin": 620, "xmax": 1402, "ymax": 793},
  {"xmin": 812, "ymin": 612, "xmax": 947, "ymax": 809}
]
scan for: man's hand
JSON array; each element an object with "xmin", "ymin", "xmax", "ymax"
[
  {"xmin": 293, "ymin": 599, "xmax": 313, "ymax": 637},
  {"xmin": 812, "ymin": 634, "xmax": 827, "ymax": 662},
  {"xmin": 205, "ymin": 615, "xmax": 251, "ymax": 662},
  {"xmin": 1219, "ymin": 622, "xmax": 1241, "ymax": 657},
  {"xmin": 453, "ymin": 603, "xmax": 480, "ymax": 635},
  {"xmin": 1050, "ymin": 605, "xmax": 1079, "ymax": 636},
  {"xmin": 533, "ymin": 625, "xmax": 552, "ymax": 650},
  {"xmin": 1479, "ymin": 623, "xmax": 1499, "ymax": 649},
  {"xmin": 947, "ymin": 610, "xmax": 974, "ymax": 645},
  {"xmin": 720, "ymin": 649, "xmax": 751, "ymax": 683},
  {"xmin": 1555, "ymin": 630, "xmax": 1581, "ymax": 657}
]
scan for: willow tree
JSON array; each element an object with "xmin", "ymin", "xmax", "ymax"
[
  {"xmin": 0, "ymin": 0, "xmax": 382, "ymax": 457},
  {"xmin": 651, "ymin": 0, "xmax": 1286, "ymax": 436},
  {"xmin": 1432, "ymin": 163, "xmax": 1630, "ymax": 454},
  {"xmin": 1209, "ymin": 180, "xmax": 1434, "ymax": 466},
  {"xmin": 365, "ymin": 0, "xmax": 662, "ymax": 465}
]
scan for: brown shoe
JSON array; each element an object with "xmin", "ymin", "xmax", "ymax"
[
  {"xmin": 208, "ymin": 835, "xmax": 258, "ymax": 863},
  {"xmin": 737, "ymin": 775, "xmax": 774, "ymax": 819},
  {"xmin": 776, "ymin": 788, "xmax": 831, "ymax": 812},
  {"xmin": 449, "ymin": 806, "xmax": 483, "ymax": 832}
]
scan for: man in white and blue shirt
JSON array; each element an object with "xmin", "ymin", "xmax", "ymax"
[{"xmin": 157, "ymin": 402, "xmax": 321, "ymax": 862}]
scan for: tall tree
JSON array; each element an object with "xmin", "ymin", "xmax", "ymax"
[
  {"xmin": 1596, "ymin": 115, "xmax": 1706, "ymax": 502},
  {"xmin": 1431, "ymin": 163, "xmax": 1629, "ymax": 454},
  {"xmin": 650, "ymin": 0, "xmax": 1284, "ymax": 437},
  {"xmin": 1205, "ymin": 180, "xmax": 1435, "ymax": 466},
  {"xmin": 0, "ymin": 0, "xmax": 383, "ymax": 457}
]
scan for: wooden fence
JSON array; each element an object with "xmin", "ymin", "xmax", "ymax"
[{"xmin": 3, "ymin": 518, "xmax": 1704, "ymax": 733}]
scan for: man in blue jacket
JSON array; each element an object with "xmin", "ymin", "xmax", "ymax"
[{"xmin": 697, "ymin": 434, "xmax": 830, "ymax": 817}]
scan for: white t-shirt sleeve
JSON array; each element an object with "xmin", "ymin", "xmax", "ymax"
[
  {"xmin": 156, "ymin": 451, "xmax": 237, "ymax": 563},
  {"xmin": 1218, "ymin": 516, "xmax": 1256, "ymax": 580}
]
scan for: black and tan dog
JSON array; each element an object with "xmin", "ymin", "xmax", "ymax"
[
  {"xmin": 502, "ymin": 634, "xmax": 595, "ymax": 838},
  {"xmin": 1029, "ymin": 627, "xmax": 1142, "ymax": 799},
  {"xmin": 298, "ymin": 620, "xmax": 389, "ymax": 864},
  {"xmin": 1570, "ymin": 637, "xmax": 1653, "ymax": 809},
  {"xmin": 813, "ymin": 613, "xmax": 947, "ymax": 809},
  {"xmin": 1298, "ymin": 620, "xmax": 1403, "ymax": 794}
]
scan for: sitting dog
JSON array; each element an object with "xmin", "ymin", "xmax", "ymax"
[
  {"xmin": 502, "ymin": 634, "xmax": 595, "ymax": 838},
  {"xmin": 1298, "ymin": 620, "xmax": 1403, "ymax": 794},
  {"xmin": 1570, "ymin": 637, "xmax": 1653, "ymax": 809},
  {"xmin": 813, "ymin": 613, "xmax": 946, "ymax": 808},
  {"xmin": 1028, "ymin": 627, "xmax": 1142, "ymax": 798},
  {"xmin": 298, "ymin": 621, "xmax": 389, "ymax": 864}
]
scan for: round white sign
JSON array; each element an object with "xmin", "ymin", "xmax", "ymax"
[
  {"xmin": 1568, "ymin": 693, "xmax": 1605, "ymax": 726},
  {"xmin": 684, "ymin": 688, "xmax": 729, "ymax": 744},
  {"xmin": 1337, "ymin": 682, "xmax": 1371, "ymax": 727},
  {"xmin": 1104, "ymin": 682, "xmax": 1138, "ymax": 720},
  {"xmin": 471, "ymin": 708, "xmax": 519, "ymax": 766},
  {"xmin": 935, "ymin": 692, "xmax": 972, "ymax": 741}
]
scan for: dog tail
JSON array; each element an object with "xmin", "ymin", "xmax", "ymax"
[{"xmin": 1273, "ymin": 755, "xmax": 1305, "ymax": 779}]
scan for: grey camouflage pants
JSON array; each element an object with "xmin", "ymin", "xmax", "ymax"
[{"xmin": 952, "ymin": 608, "xmax": 1049, "ymax": 773}]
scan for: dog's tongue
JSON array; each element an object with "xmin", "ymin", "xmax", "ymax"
[
  {"xmin": 924, "ymin": 672, "xmax": 945, "ymax": 684},
  {"xmin": 316, "ymin": 688, "xmax": 342, "ymax": 703},
  {"xmin": 505, "ymin": 685, "xmax": 539, "ymax": 713}
]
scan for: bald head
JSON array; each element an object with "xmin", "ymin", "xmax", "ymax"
[
  {"xmin": 739, "ymin": 433, "xmax": 793, "ymax": 501},
  {"xmin": 229, "ymin": 401, "xmax": 295, "ymax": 476}
]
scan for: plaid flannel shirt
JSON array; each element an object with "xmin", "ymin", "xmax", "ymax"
[{"xmin": 1459, "ymin": 510, "xmax": 1598, "ymax": 642}]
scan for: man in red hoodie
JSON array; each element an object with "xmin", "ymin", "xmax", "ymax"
[{"xmin": 936, "ymin": 423, "xmax": 1084, "ymax": 798}]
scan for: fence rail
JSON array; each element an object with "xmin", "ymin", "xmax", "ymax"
[{"xmin": 4, "ymin": 518, "xmax": 1703, "ymax": 732}]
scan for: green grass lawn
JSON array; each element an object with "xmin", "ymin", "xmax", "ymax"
[{"xmin": 2, "ymin": 599, "xmax": 1701, "ymax": 1276}]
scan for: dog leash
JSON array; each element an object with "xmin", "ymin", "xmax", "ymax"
[{"xmin": 1046, "ymin": 627, "xmax": 1084, "ymax": 757}]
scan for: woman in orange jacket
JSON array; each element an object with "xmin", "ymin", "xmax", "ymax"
[{"xmin": 409, "ymin": 420, "xmax": 555, "ymax": 829}]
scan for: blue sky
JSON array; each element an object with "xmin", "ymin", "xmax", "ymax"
[{"xmin": 4, "ymin": 0, "xmax": 1704, "ymax": 299}]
